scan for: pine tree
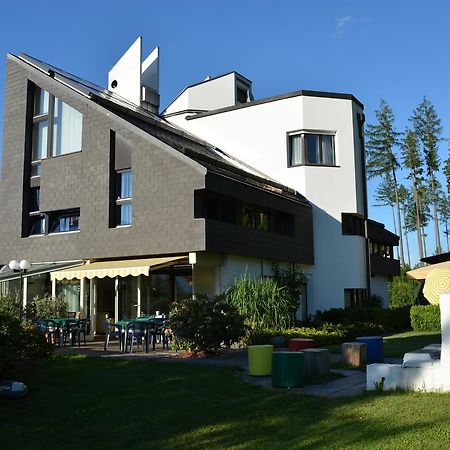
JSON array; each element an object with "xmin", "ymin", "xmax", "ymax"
[
  {"xmin": 438, "ymin": 194, "xmax": 450, "ymax": 252},
  {"xmin": 401, "ymin": 129, "xmax": 426, "ymax": 259},
  {"xmin": 366, "ymin": 99, "xmax": 404, "ymax": 266},
  {"xmin": 397, "ymin": 185, "xmax": 411, "ymax": 267},
  {"xmin": 410, "ymin": 97, "xmax": 443, "ymax": 253}
]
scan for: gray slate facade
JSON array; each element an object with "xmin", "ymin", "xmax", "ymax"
[{"xmin": 0, "ymin": 55, "xmax": 314, "ymax": 266}]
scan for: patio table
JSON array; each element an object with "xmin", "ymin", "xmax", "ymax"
[
  {"xmin": 46, "ymin": 318, "xmax": 78, "ymax": 346},
  {"xmin": 115, "ymin": 318, "xmax": 166, "ymax": 353}
]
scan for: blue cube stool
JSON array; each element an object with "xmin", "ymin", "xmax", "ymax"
[{"xmin": 356, "ymin": 336, "xmax": 383, "ymax": 363}]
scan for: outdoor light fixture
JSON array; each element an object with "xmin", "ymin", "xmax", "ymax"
[{"xmin": 8, "ymin": 259, "xmax": 31, "ymax": 319}]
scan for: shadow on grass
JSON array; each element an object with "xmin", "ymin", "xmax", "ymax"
[
  {"xmin": 1, "ymin": 355, "xmax": 450, "ymax": 449},
  {"xmin": 383, "ymin": 331, "xmax": 441, "ymax": 358}
]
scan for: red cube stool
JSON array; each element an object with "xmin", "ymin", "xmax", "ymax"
[{"xmin": 289, "ymin": 338, "xmax": 315, "ymax": 352}]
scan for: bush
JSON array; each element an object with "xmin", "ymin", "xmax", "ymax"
[
  {"xmin": 227, "ymin": 275, "xmax": 294, "ymax": 331},
  {"xmin": 247, "ymin": 322, "xmax": 385, "ymax": 347},
  {"xmin": 388, "ymin": 274, "xmax": 423, "ymax": 308},
  {"xmin": 0, "ymin": 313, "xmax": 52, "ymax": 375},
  {"xmin": 169, "ymin": 294, "xmax": 245, "ymax": 354},
  {"xmin": 410, "ymin": 305, "xmax": 441, "ymax": 331},
  {"xmin": 0, "ymin": 294, "xmax": 21, "ymax": 319},
  {"xmin": 33, "ymin": 294, "xmax": 69, "ymax": 319},
  {"xmin": 315, "ymin": 307, "xmax": 411, "ymax": 331}
]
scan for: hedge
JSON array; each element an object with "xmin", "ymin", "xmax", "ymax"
[
  {"xmin": 248, "ymin": 322, "xmax": 385, "ymax": 347},
  {"xmin": 410, "ymin": 305, "xmax": 441, "ymax": 331},
  {"xmin": 315, "ymin": 307, "xmax": 411, "ymax": 331}
]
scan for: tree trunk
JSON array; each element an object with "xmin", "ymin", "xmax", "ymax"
[
  {"xmin": 412, "ymin": 181, "xmax": 424, "ymax": 260},
  {"xmin": 422, "ymin": 227, "xmax": 428, "ymax": 258},
  {"xmin": 391, "ymin": 206, "xmax": 399, "ymax": 260},
  {"xmin": 430, "ymin": 175, "xmax": 442, "ymax": 253},
  {"xmin": 401, "ymin": 206, "xmax": 411, "ymax": 267},
  {"xmin": 392, "ymin": 169, "xmax": 405, "ymax": 266}
]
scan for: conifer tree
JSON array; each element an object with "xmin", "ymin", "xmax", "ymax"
[
  {"xmin": 401, "ymin": 129, "xmax": 426, "ymax": 259},
  {"xmin": 411, "ymin": 97, "xmax": 443, "ymax": 253},
  {"xmin": 366, "ymin": 100, "xmax": 404, "ymax": 266}
]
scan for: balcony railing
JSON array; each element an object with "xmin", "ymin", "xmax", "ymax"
[{"xmin": 370, "ymin": 254, "xmax": 400, "ymax": 277}]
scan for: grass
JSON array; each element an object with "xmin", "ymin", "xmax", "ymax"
[
  {"xmin": 326, "ymin": 330, "xmax": 441, "ymax": 358},
  {"xmin": 1, "ymin": 353, "xmax": 450, "ymax": 449},
  {"xmin": 383, "ymin": 331, "xmax": 441, "ymax": 358}
]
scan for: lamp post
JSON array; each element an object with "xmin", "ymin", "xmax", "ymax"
[{"xmin": 8, "ymin": 259, "xmax": 31, "ymax": 319}]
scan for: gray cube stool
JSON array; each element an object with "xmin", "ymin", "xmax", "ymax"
[
  {"xmin": 341, "ymin": 342, "xmax": 367, "ymax": 367},
  {"xmin": 303, "ymin": 348, "xmax": 330, "ymax": 381}
]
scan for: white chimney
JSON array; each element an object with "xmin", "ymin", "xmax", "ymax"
[{"xmin": 108, "ymin": 37, "xmax": 160, "ymax": 113}]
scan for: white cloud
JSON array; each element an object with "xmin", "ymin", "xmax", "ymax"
[{"xmin": 332, "ymin": 16, "xmax": 353, "ymax": 38}]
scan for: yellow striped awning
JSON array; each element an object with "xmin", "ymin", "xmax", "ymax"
[
  {"xmin": 406, "ymin": 261, "xmax": 450, "ymax": 280},
  {"xmin": 50, "ymin": 256, "xmax": 188, "ymax": 281}
]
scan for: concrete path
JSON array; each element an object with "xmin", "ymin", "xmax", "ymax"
[{"xmin": 56, "ymin": 342, "xmax": 387, "ymax": 397}]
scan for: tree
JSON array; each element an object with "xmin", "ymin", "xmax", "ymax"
[
  {"xmin": 439, "ymin": 194, "xmax": 450, "ymax": 252},
  {"xmin": 397, "ymin": 184, "xmax": 411, "ymax": 267},
  {"xmin": 401, "ymin": 129, "xmax": 426, "ymax": 259},
  {"xmin": 366, "ymin": 100, "xmax": 404, "ymax": 266},
  {"xmin": 410, "ymin": 97, "xmax": 443, "ymax": 253}
]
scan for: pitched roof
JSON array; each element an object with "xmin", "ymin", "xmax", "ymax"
[{"xmin": 14, "ymin": 53, "xmax": 309, "ymax": 207}]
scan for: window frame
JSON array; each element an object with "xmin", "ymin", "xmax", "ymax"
[
  {"xmin": 287, "ymin": 130, "xmax": 337, "ymax": 167},
  {"xmin": 31, "ymin": 86, "xmax": 83, "ymax": 177},
  {"xmin": 115, "ymin": 169, "xmax": 133, "ymax": 226}
]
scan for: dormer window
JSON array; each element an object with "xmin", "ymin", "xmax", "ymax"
[
  {"xmin": 236, "ymin": 86, "xmax": 248, "ymax": 104},
  {"xmin": 31, "ymin": 86, "xmax": 83, "ymax": 175}
]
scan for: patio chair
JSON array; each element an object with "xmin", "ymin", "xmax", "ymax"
[
  {"xmin": 70, "ymin": 319, "xmax": 90, "ymax": 347},
  {"xmin": 127, "ymin": 321, "xmax": 148, "ymax": 353},
  {"xmin": 103, "ymin": 319, "xmax": 119, "ymax": 351}
]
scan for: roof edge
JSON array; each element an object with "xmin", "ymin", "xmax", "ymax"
[{"xmin": 181, "ymin": 89, "xmax": 364, "ymax": 120}]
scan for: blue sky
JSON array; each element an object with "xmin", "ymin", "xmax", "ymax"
[{"xmin": 0, "ymin": 0, "xmax": 449, "ymax": 264}]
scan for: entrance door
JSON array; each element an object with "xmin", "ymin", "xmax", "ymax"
[{"xmin": 96, "ymin": 278, "xmax": 115, "ymax": 333}]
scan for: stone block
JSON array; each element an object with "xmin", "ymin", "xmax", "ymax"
[
  {"xmin": 342, "ymin": 342, "xmax": 367, "ymax": 367},
  {"xmin": 289, "ymin": 338, "xmax": 314, "ymax": 352},
  {"xmin": 303, "ymin": 348, "xmax": 330, "ymax": 381}
]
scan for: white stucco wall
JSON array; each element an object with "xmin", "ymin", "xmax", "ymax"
[
  {"xmin": 165, "ymin": 73, "xmax": 237, "ymax": 115},
  {"xmin": 167, "ymin": 93, "xmax": 367, "ymax": 313},
  {"xmin": 371, "ymin": 274, "xmax": 390, "ymax": 307}
]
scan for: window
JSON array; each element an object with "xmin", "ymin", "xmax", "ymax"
[
  {"xmin": 49, "ymin": 208, "xmax": 80, "ymax": 233},
  {"xmin": 29, "ymin": 187, "xmax": 45, "ymax": 235},
  {"xmin": 116, "ymin": 169, "xmax": 132, "ymax": 225},
  {"xmin": 288, "ymin": 133, "xmax": 335, "ymax": 167},
  {"xmin": 370, "ymin": 241, "xmax": 393, "ymax": 259},
  {"xmin": 344, "ymin": 289, "xmax": 367, "ymax": 308},
  {"xmin": 342, "ymin": 213, "xmax": 365, "ymax": 237},
  {"xmin": 31, "ymin": 87, "xmax": 83, "ymax": 175},
  {"xmin": 196, "ymin": 191, "xmax": 294, "ymax": 235}
]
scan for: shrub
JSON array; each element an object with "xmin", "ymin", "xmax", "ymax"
[
  {"xmin": 33, "ymin": 294, "xmax": 69, "ymax": 319},
  {"xmin": 410, "ymin": 305, "xmax": 441, "ymax": 331},
  {"xmin": 315, "ymin": 307, "xmax": 411, "ymax": 331},
  {"xmin": 0, "ymin": 313, "xmax": 52, "ymax": 375},
  {"xmin": 169, "ymin": 294, "xmax": 245, "ymax": 354},
  {"xmin": 388, "ymin": 274, "xmax": 423, "ymax": 308},
  {"xmin": 227, "ymin": 275, "xmax": 294, "ymax": 331},
  {"xmin": 0, "ymin": 294, "xmax": 21, "ymax": 319}
]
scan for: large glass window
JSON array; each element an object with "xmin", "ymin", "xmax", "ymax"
[
  {"xmin": 49, "ymin": 208, "xmax": 80, "ymax": 233},
  {"xmin": 118, "ymin": 276, "xmax": 138, "ymax": 320},
  {"xmin": 31, "ymin": 87, "xmax": 83, "ymax": 174},
  {"xmin": 288, "ymin": 133, "xmax": 335, "ymax": 167},
  {"xmin": 27, "ymin": 273, "xmax": 51, "ymax": 304},
  {"xmin": 116, "ymin": 169, "xmax": 132, "ymax": 226},
  {"xmin": 56, "ymin": 280, "xmax": 80, "ymax": 313}
]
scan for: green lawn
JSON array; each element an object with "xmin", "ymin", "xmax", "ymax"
[
  {"xmin": 1, "ymin": 354, "xmax": 450, "ymax": 449},
  {"xmin": 326, "ymin": 330, "xmax": 441, "ymax": 358},
  {"xmin": 383, "ymin": 331, "xmax": 441, "ymax": 358}
]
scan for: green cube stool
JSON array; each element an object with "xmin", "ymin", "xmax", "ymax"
[
  {"xmin": 248, "ymin": 345, "xmax": 274, "ymax": 376},
  {"xmin": 272, "ymin": 351, "xmax": 305, "ymax": 388}
]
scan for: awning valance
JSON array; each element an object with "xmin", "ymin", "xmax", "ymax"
[
  {"xmin": 50, "ymin": 256, "xmax": 188, "ymax": 281},
  {"xmin": 406, "ymin": 261, "xmax": 450, "ymax": 280}
]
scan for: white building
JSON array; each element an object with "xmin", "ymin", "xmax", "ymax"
[{"xmin": 162, "ymin": 71, "xmax": 399, "ymax": 312}]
